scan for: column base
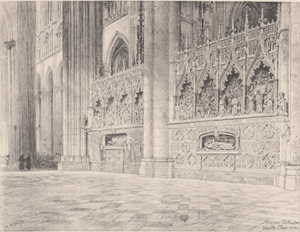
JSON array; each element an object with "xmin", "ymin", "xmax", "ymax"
[
  {"xmin": 139, "ymin": 159, "xmax": 155, "ymax": 177},
  {"xmin": 57, "ymin": 161, "xmax": 90, "ymax": 171},
  {"xmin": 139, "ymin": 159, "xmax": 175, "ymax": 178},
  {"xmin": 274, "ymin": 163, "xmax": 300, "ymax": 191}
]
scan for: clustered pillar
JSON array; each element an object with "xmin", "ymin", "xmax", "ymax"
[
  {"xmin": 277, "ymin": 2, "xmax": 300, "ymax": 191},
  {"xmin": 59, "ymin": 1, "xmax": 102, "ymax": 170},
  {"xmin": 140, "ymin": 2, "xmax": 180, "ymax": 178}
]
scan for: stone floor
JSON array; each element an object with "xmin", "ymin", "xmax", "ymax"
[{"xmin": 0, "ymin": 171, "xmax": 299, "ymax": 231}]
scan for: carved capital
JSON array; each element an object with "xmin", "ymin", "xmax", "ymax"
[{"xmin": 4, "ymin": 40, "xmax": 16, "ymax": 50}]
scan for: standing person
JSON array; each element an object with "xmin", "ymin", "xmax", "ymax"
[
  {"xmin": 26, "ymin": 153, "xmax": 31, "ymax": 171},
  {"xmin": 19, "ymin": 154, "xmax": 25, "ymax": 171}
]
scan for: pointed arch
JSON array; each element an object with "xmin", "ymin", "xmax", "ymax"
[{"xmin": 106, "ymin": 31, "xmax": 129, "ymax": 75}]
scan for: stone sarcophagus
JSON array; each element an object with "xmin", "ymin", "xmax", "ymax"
[{"xmin": 196, "ymin": 131, "xmax": 241, "ymax": 171}]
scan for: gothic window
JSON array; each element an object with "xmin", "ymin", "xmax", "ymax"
[
  {"xmin": 219, "ymin": 68, "xmax": 242, "ymax": 116},
  {"xmin": 247, "ymin": 62, "xmax": 275, "ymax": 114},
  {"xmin": 233, "ymin": 2, "xmax": 278, "ymax": 32},
  {"xmin": 58, "ymin": 1, "xmax": 62, "ymax": 17},
  {"xmin": 196, "ymin": 75, "xmax": 216, "ymax": 118},
  {"xmin": 110, "ymin": 38, "xmax": 129, "ymax": 75},
  {"xmin": 45, "ymin": 2, "xmax": 53, "ymax": 26}
]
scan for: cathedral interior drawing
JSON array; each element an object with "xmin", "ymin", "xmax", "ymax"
[{"xmin": 1, "ymin": 1, "xmax": 300, "ymax": 192}]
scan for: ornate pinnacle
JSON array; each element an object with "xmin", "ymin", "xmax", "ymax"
[
  {"xmin": 258, "ymin": 8, "xmax": 267, "ymax": 26},
  {"xmin": 217, "ymin": 23, "xmax": 222, "ymax": 41},
  {"xmin": 244, "ymin": 10, "xmax": 249, "ymax": 32},
  {"xmin": 277, "ymin": 2, "xmax": 281, "ymax": 26}
]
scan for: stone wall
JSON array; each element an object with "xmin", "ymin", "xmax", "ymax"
[
  {"xmin": 88, "ymin": 127, "xmax": 143, "ymax": 174},
  {"xmin": 169, "ymin": 116, "xmax": 280, "ymax": 184}
]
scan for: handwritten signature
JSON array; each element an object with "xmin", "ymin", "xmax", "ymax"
[{"xmin": 263, "ymin": 220, "xmax": 300, "ymax": 230}]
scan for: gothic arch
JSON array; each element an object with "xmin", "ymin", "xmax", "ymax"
[
  {"xmin": 219, "ymin": 62, "xmax": 242, "ymax": 91},
  {"xmin": 106, "ymin": 32, "xmax": 130, "ymax": 74},
  {"xmin": 44, "ymin": 67, "xmax": 53, "ymax": 86},
  {"xmin": 229, "ymin": 2, "xmax": 278, "ymax": 32}
]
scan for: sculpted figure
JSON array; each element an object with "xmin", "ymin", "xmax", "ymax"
[
  {"xmin": 174, "ymin": 102, "xmax": 180, "ymax": 120},
  {"xmin": 278, "ymin": 92, "xmax": 287, "ymax": 116},
  {"xmin": 267, "ymin": 93, "xmax": 273, "ymax": 114},
  {"xmin": 196, "ymin": 102, "xmax": 203, "ymax": 119},
  {"xmin": 256, "ymin": 91, "xmax": 263, "ymax": 113},
  {"xmin": 231, "ymin": 97, "xmax": 239, "ymax": 116},
  {"xmin": 247, "ymin": 85, "xmax": 255, "ymax": 114},
  {"xmin": 263, "ymin": 95, "xmax": 268, "ymax": 113},
  {"xmin": 219, "ymin": 94, "xmax": 226, "ymax": 116}
]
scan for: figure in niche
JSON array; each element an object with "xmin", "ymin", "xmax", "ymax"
[
  {"xmin": 176, "ymin": 79, "xmax": 194, "ymax": 120},
  {"xmin": 94, "ymin": 99, "xmax": 102, "ymax": 127},
  {"xmin": 221, "ymin": 68, "xmax": 242, "ymax": 116},
  {"xmin": 175, "ymin": 103, "xmax": 180, "ymax": 120},
  {"xmin": 278, "ymin": 92, "xmax": 288, "ymax": 116},
  {"xmin": 231, "ymin": 95, "xmax": 239, "ymax": 116},
  {"xmin": 219, "ymin": 94, "xmax": 226, "ymax": 116},
  {"xmin": 247, "ymin": 85, "xmax": 255, "ymax": 114},
  {"xmin": 138, "ymin": 95, "xmax": 144, "ymax": 124},
  {"xmin": 133, "ymin": 92, "xmax": 143, "ymax": 124},
  {"xmin": 119, "ymin": 94, "xmax": 130, "ymax": 126},
  {"xmin": 195, "ymin": 102, "xmax": 204, "ymax": 118},
  {"xmin": 105, "ymin": 97, "xmax": 115, "ymax": 127},
  {"xmin": 196, "ymin": 76, "xmax": 215, "ymax": 118},
  {"xmin": 256, "ymin": 91, "xmax": 263, "ymax": 113},
  {"xmin": 249, "ymin": 62, "xmax": 275, "ymax": 114},
  {"xmin": 267, "ymin": 93, "xmax": 273, "ymax": 113}
]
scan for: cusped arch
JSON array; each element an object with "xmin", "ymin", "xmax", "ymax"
[
  {"xmin": 246, "ymin": 53, "xmax": 274, "ymax": 86},
  {"xmin": 195, "ymin": 64, "xmax": 216, "ymax": 94},
  {"xmin": 219, "ymin": 62, "xmax": 242, "ymax": 91}
]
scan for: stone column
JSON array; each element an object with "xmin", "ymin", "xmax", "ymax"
[
  {"xmin": 287, "ymin": 2, "xmax": 300, "ymax": 190},
  {"xmin": 4, "ymin": 41, "xmax": 15, "ymax": 161},
  {"xmin": 277, "ymin": 2, "xmax": 300, "ymax": 191},
  {"xmin": 169, "ymin": 2, "xmax": 180, "ymax": 123},
  {"xmin": 278, "ymin": 2, "xmax": 290, "ymax": 102},
  {"xmin": 61, "ymin": 1, "xmax": 70, "ymax": 161},
  {"xmin": 139, "ymin": 1, "xmax": 154, "ymax": 177},
  {"xmin": 152, "ymin": 1, "xmax": 173, "ymax": 177}
]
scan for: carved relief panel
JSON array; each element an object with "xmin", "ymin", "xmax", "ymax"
[
  {"xmin": 91, "ymin": 66, "xmax": 144, "ymax": 129},
  {"xmin": 174, "ymin": 4, "xmax": 285, "ymax": 121}
]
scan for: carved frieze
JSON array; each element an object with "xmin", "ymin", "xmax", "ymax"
[
  {"xmin": 174, "ymin": 13, "xmax": 280, "ymax": 121},
  {"xmin": 91, "ymin": 66, "xmax": 144, "ymax": 129}
]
